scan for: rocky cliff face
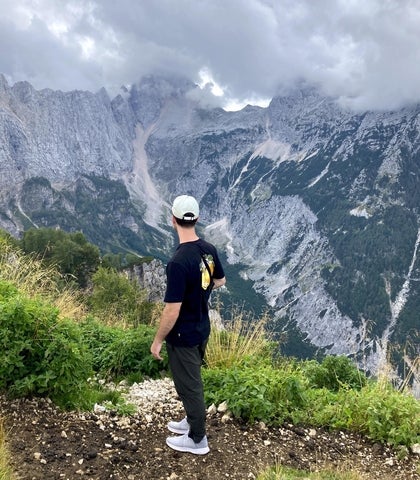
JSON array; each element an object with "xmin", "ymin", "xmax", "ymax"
[
  {"xmin": 126, "ymin": 259, "xmax": 166, "ymax": 303},
  {"xmin": 0, "ymin": 74, "xmax": 418, "ymax": 382}
]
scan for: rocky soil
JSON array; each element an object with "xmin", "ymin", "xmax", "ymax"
[{"xmin": 1, "ymin": 378, "xmax": 419, "ymax": 480}]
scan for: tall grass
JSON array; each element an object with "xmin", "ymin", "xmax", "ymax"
[
  {"xmin": 0, "ymin": 239, "xmax": 85, "ymax": 320},
  {"xmin": 0, "ymin": 419, "xmax": 14, "ymax": 480},
  {"xmin": 257, "ymin": 464, "xmax": 363, "ymax": 480},
  {"xmin": 205, "ymin": 309, "xmax": 272, "ymax": 368}
]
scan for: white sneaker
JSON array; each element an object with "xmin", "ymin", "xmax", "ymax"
[
  {"xmin": 167, "ymin": 417, "xmax": 189, "ymax": 434},
  {"xmin": 166, "ymin": 433, "xmax": 210, "ymax": 455}
]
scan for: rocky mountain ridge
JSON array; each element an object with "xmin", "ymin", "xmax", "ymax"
[{"xmin": 0, "ymin": 74, "xmax": 418, "ymax": 387}]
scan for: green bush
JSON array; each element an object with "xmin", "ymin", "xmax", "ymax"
[
  {"xmin": 79, "ymin": 316, "xmax": 124, "ymax": 371},
  {"xmin": 203, "ymin": 364, "xmax": 306, "ymax": 424},
  {"xmin": 302, "ymin": 355, "xmax": 367, "ymax": 391},
  {"xmin": 89, "ymin": 267, "xmax": 153, "ymax": 326},
  {"xmin": 309, "ymin": 382, "xmax": 420, "ymax": 448},
  {"xmin": 98, "ymin": 325, "xmax": 168, "ymax": 379},
  {"xmin": 0, "ymin": 281, "xmax": 92, "ymax": 408},
  {"xmin": 203, "ymin": 358, "xmax": 419, "ymax": 448},
  {"xmin": 79, "ymin": 318, "xmax": 168, "ymax": 380},
  {"xmin": 20, "ymin": 227, "xmax": 100, "ymax": 288}
]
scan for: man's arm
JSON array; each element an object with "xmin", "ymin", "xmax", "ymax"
[
  {"xmin": 213, "ymin": 276, "xmax": 226, "ymax": 289},
  {"xmin": 150, "ymin": 302, "xmax": 182, "ymax": 361}
]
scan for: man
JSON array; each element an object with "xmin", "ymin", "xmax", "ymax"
[{"xmin": 150, "ymin": 194, "xmax": 226, "ymax": 455}]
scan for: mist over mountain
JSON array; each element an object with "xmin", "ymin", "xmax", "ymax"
[{"xmin": 0, "ymin": 73, "xmax": 418, "ymax": 387}]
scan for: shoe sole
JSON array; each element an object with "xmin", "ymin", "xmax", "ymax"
[
  {"xmin": 166, "ymin": 439, "xmax": 210, "ymax": 455},
  {"xmin": 167, "ymin": 426, "xmax": 189, "ymax": 434}
]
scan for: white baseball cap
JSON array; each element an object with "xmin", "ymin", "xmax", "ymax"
[{"xmin": 172, "ymin": 195, "xmax": 199, "ymax": 221}]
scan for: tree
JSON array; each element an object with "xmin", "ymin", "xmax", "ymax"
[
  {"xmin": 89, "ymin": 267, "xmax": 153, "ymax": 326},
  {"xmin": 20, "ymin": 228, "xmax": 100, "ymax": 288}
]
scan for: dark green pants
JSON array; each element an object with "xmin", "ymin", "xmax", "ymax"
[{"xmin": 166, "ymin": 341, "xmax": 207, "ymax": 443}]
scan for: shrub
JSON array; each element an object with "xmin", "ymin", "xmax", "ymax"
[
  {"xmin": 20, "ymin": 227, "xmax": 100, "ymax": 288},
  {"xmin": 302, "ymin": 355, "xmax": 367, "ymax": 391},
  {"xmin": 79, "ymin": 316, "xmax": 124, "ymax": 371},
  {"xmin": 79, "ymin": 318, "xmax": 168, "ymax": 380},
  {"xmin": 99, "ymin": 325, "xmax": 168, "ymax": 379},
  {"xmin": 203, "ymin": 363, "xmax": 306, "ymax": 424},
  {"xmin": 0, "ymin": 281, "xmax": 92, "ymax": 409},
  {"xmin": 89, "ymin": 267, "xmax": 153, "ymax": 326},
  {"xmin": 204, "ymin": 354, "xmax": 419, "ymax": 448},
  {"xmin": 307, "ymin": 382, "xmax": 420, "ymax": 448}
]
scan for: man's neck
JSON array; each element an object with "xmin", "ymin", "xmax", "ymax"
[{"xmin": 177, "ymin": 227, "xmax": 199, "ymax": 244}]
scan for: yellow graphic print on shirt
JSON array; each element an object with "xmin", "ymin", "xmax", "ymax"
[{"xmin": 200, "ymin": 254, "xmax": 215, "ymax": 290}]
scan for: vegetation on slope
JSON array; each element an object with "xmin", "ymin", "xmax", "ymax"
[{"xmin": 0, "ymin": 227, "xmax": 419, "ymax": 479}]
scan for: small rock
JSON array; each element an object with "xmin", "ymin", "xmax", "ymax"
[
  {"xmin": 61, "ymin": 430, "xmax": 68, "ymax": 438},
  {"xmin": 384, "ymin": 458, "xmax": 394, "ymax": 466},
  {"xmin": 40, "ymin": 459, "xmax": 47, "ymax": 465},
  {"xmin": 33, "ymin": 452, "xmax": 41, "ymax": 460},
  {"xmin": 308, "ymin": 429, "xmax": 317, "ymax": 437},
  {"xmin": 263, "ymin": 440, "xmax": 271, "ymax": 446},
  {"xmin": 217, "ymin": 401, "xmax": 228, "ymax": 413},
  {"xmin": 412, "ymin": 443, "xmax": 420, "ymax": 455},
  {"xmin": 94, "ymin": 403, "xmax": 106, "ymax": 414},
  {"xmin": 207, "ymin": 404, "xmax": 217, "ymax": 415},
  {"xmin": 221, "ymin": 413, "xmax": 232, "ymax": 423}
]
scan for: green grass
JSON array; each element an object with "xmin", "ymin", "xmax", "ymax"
[
  {"xmin": 203, "ymin": 354, "xmax": 420, "ymax": 449},
  {"xmin": 0, "ymin": 419, "xmax": 14, "ymax": 480},
  {"xmin": 205, "ymin": 308, "xmax": 272, "ymax": 368},
  {"xmin": 257, "ymin": 464, "xmax": 362, "ymax": 480},
  {"xmin": 1, "ymin": 234, "xmax": 419, "ymax": 480}
]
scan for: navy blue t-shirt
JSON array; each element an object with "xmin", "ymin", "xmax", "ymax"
[{"xmin": 164, "ymin": 238, "xmax": 225, "ymax": 347}]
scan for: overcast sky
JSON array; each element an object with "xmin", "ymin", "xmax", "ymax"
[{"xmin": 1, "ymin": 0, "xmax": 420, "ymax": 111}]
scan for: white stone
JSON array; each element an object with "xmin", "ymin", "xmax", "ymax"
[
  {"xmin": 221, "ymin": 413, "xmax": 232, "ymax": 423},
  {"xmin": 412, "ymin": 443, "xmax": 420, "ymax": 455},
  {"xmin": 94, "ymin": 403, "xmax": 106, "ymax": 413}
]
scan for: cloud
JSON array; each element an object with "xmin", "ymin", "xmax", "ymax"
[{"xmin": 1, "ymin": 0, "xmax": 420, "ymax": 110}]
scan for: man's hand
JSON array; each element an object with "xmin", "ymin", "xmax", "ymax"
[
  {"xmin": 213, "ymin": 276, "xmax": 226, "ymax": 289},
  {"xmin": 150, "ymin": 339, "xmax": 163, "ymax": 361},
  {"xmin": 150, "ymin": 302, "xmax": 181, "ymax": 361}
]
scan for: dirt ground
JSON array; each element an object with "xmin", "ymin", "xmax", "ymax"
[{"xmin": 1, "ymin": 380, "xmax": 420, "ymax": 480}]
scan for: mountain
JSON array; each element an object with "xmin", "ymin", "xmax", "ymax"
[{"xmin": 0, "ymin": 73, "xmax": 419, "ymax": 385}]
